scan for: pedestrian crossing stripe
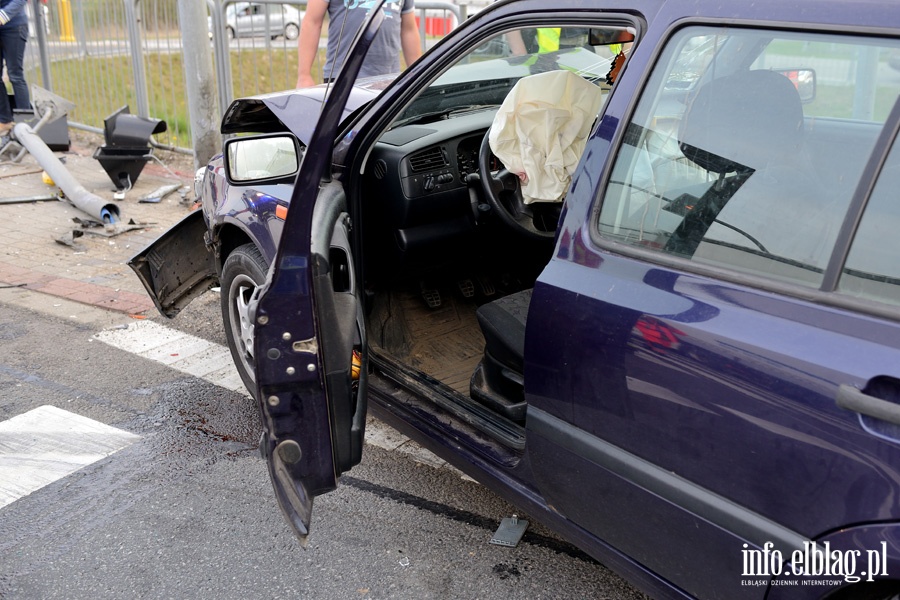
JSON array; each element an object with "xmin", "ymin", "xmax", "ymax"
[
  {"xmin": 0, "ymin": 405, "xmax": 141, "ymax": 509},
  {"xmin": 93, "ymin": 320, "xmax": 247, "ymax": 394}
]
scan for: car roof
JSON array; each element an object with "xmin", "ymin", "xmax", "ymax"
[{"xmin": 479, "ymin": 0, "xmax": 900, "ymax": 30}]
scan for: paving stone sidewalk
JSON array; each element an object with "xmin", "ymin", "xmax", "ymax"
[{"xmin": 0, "ymin": 133, "xmax": 198, "ymax": 316}]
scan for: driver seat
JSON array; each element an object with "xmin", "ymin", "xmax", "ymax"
[{"xmin": 470, "ymin": 288, "xmax": 532, "ymax": 421}]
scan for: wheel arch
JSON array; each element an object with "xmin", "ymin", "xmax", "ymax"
[
  {"xmin": 765, "ymin": 522, "xmax": 900, "ymax": 600},
  {"xmin": 213, "ymin": 222, "xmax": 274, "ymax": 274}
]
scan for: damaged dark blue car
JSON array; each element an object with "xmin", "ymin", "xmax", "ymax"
[{"xmin": 130, "ymin": 0, "xmax": 900, "ymax": 597}]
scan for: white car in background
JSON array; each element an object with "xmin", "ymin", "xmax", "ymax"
[{"xmin": 210, "ymin": 2, "xmax": 304, "ymax": 41}]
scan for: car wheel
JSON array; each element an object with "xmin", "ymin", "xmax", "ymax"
[
  {"xmin": 221, "ymin": 244, "xmax": 269, "ymax": 397},
  {"xmin": 284, "ymin": 22, "xmax": 299, "ymax": 40},
  {"xmin": 225, "ymin": 26, "xmax": 235, "ymax": 40}
]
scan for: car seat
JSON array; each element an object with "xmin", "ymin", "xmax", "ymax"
[
  {"xmin": 470, "ymin": 288, "xmax": 532, "ymax": 421},
  {"xmin": 666, "ymin": 69, "xmax": 814, "ymax": 258}
]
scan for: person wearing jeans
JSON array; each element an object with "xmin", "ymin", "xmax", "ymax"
[{"xmin": 0, "ymin": 0, "xmax": 30, "ymax": 137}]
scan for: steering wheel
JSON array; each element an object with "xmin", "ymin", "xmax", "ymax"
[{"xmin": 478, "ymin": 129, "xmax": 556, "ymax": 240}]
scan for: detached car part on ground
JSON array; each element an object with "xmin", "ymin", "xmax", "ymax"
[{"xmin": 131, "ymin": 0, "xmax": 900, "ymax": 598}]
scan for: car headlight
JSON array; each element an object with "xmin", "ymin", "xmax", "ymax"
[{"xmin": 194, "ymin": 167, "xmax": 207, "ymax": 201}]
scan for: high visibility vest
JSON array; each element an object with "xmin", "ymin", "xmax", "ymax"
[{"xmin": 536, "ymin": 28, "xmax": 561, "ymax": 53}]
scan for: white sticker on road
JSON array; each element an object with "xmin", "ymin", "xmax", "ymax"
[{"xmin": 0, "ymin": 405, "xmax": 141, "ymax": 509}]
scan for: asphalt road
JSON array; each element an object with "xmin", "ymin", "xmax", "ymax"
[{"xmin": 0, "ymin": 289, "xmax": 648, "ymax": 600}]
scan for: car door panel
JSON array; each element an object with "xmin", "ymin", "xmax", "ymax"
[
  {"xmin": 251, "ymin": 0, "xmax": 385, "ymax": 542},
  {"xmin": 528, "ymin": 248, "xmax": 900, "ymax": 597}
]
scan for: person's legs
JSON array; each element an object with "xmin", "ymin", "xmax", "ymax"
[
  {"xmin": 3, "ymin": 25, "xmax": 29, "ymax": 112},
  {"xmin": 0, "ymin": 26, "xmax": 17, "ymax": 131},
  {"xmin": 0, "ymin": 30, "xmax": 10, "ymax": 129}
]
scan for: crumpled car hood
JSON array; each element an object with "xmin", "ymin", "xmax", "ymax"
[{"xmin": 220, "ymin": 74, "xmax": 396, "ymax": 144}]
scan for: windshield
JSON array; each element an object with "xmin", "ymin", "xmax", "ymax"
[{"xmin": 395, "ymin": 26, "xmax": 635, "ymax": 126}]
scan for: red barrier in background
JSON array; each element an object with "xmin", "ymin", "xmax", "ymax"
[{"xmin": 415, "ymin": 16, "xmax": 454, "ymax": 36}]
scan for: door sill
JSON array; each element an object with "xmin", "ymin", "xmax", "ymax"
[{"xmin": 370, "ymin": 347, "xmax": 526, "ymax": 451}]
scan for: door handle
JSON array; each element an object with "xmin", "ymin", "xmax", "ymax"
[{"xmin": 836, "ymin": 384, "xmax": 900, "ymax": 426}]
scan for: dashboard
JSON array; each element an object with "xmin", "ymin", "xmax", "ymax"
[{"xmin": 363, "ymin": 109, "xmax": 498, "ymax": 258}]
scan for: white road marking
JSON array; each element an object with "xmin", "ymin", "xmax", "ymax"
[
  {"xmin": 0, "ymin": 405, "xmax": 141, "ymax": 509},
  {"xmin": 93, "ymin": 321, "xmax": 452, "ymax": 470},
  {"xmin": 93, "ymin": 321, "xmax": 247, "ymax": 394}
]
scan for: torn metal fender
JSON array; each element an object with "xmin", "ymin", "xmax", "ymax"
[{"xmin": 127, "ymin": 209, "xmax": 217, "ymax": 318}]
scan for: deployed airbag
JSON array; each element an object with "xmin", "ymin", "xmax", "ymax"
[{"xmin": 489, "ymin": 70, "xmax": 603, "ymax": 204}]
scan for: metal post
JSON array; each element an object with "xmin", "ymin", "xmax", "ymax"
[
  {"xmin": 30, "ymin": 0, "xmax": 52, "ymax": 91},
  {"xmin": 418, "ymin": 8, "xmax": 426, "ymax": 53},
  {"xmin": 209, "ymin": 0, "xmax": 234, "ymax": 116},
  {"xmin": 853, "ymin": 46, "xmax": 878, "ymax": 122},
  {"xmin": 77, "ymin": 0, "xmax": 88, "ymax": 56},
  {"xmin": 124, "ymin": 0, "xmax": 150, "ymax": 118},
  {"xmin": 57, "ymin": 0, "xmax": 75, "ymax": 42},
  {"xmin": 179, "ymin": 0, "xmax": 222, "ymax": 169}
]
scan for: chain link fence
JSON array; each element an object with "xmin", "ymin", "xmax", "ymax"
[{"xmin": 19, "ymin": 0, "xmax": 465, "ymax": 154}]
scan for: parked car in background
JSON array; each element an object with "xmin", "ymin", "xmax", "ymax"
[
  {"xmin": 209, "ymin": 2, "xmax": 303, "ymax": 41},
  {"xmin": 133, "ymin": 0, "xmax": 900, "ymax": 597}
]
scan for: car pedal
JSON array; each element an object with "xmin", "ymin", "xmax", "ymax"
[
  {"xmin": 457, "ymin": 279, "xmax": 475, "ymax": 298},
  {"xmin": 478, "ymin": 276, "xmax": 495, "ymax": 296},
  {"xmin": 419, "ymin": 281, "xmax": 442, "ymax": 308},
  {"xmin": 422, "ymin": 289, "xmax": 442, "ymax": 308}
]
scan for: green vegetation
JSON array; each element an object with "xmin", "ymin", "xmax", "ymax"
[
  {"xmin": 29, "ymin": 48, "xmax": 325, "ymax": 146},
  {"xmin": 807, "ymin": 84, "xmax": 900, "ymax": 122}
]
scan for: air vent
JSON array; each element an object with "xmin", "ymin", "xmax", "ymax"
[
  {"xmin": 408, "ymin": 147, "xmax": 447, "ymax": 172},
  {"xmin": 373, "ymin": 159, "xmax": 387, "ymax": 179}
]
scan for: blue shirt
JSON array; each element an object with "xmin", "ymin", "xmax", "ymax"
[
  {"xmin": 322, "ymin": 0, "xmax": 414, "ymax": 80},
  {"xmin": 0, "ymin": 0, "xmax": 29, "ymax": 28}
]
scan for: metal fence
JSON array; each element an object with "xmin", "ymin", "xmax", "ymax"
[{"xmin": 20, "ymin": 0, "xmax": 465, "ymax": 154}]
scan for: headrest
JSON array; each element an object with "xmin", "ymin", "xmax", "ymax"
[{"xmin": 679, "ymin": 70, "xmax": 804, "ymax": 174}]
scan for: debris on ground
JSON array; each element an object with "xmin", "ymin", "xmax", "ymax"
[
  {"xmin": 139, "ymin": 183, "xmax": 181, "ymax": 203},
  {"xmin": 55, "ymin": 229, "xmax": 85, "ymax": 250},
  {"xmin": 72, "ymin": 217, "xmax": 104, "ymax": 228},
  {"xmin": 489, "ymin": 515, "xmax": 529, "ymax": 548},
  {"xmin": 0, "ymin": 193, "xmax": 59, "ymax": 205},
  {"xmin": 69, "ymin": 217, "xmax": 154, "ymax": 238}
]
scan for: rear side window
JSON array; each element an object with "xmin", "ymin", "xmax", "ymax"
[
  {"xmin": 597, "ymin": 26, "xmax": 900, "ymax": 288},
  {"xmin": 839, "ymin": 138, "xmax": 900, "ymax": 305}
]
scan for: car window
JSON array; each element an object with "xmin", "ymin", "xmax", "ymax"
[
  {"xmin": 393, "ymin": 25, "xmax": 636, "ymax": 127},
  {"xmin": 839, "ymin": 135, "xmax": 900, "ymax": 306},
  {"xmin": 596, "ymin": 26, "xmax": 900, "ymax": 288}
]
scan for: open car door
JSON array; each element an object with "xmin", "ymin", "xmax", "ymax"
[{"xmin": 250, "ymin": 1, "xmax": 385, "ymax": 544}]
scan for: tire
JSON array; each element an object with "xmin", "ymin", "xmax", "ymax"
[
  {"xmin": 284, "ymin": 22, "xmax": 300, "ymax": 40},
  {"xmin": 221, "ymin": 244, "xmax": 269, "ymax": 398},
  {"xmin": 225, "ymin": 26, "xmax": 235, "ymax": 41}
]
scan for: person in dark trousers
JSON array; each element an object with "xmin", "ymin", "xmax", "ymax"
[{"xmin": 0, "ymin": 0, "xmax": 30, "ymax": 137}]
